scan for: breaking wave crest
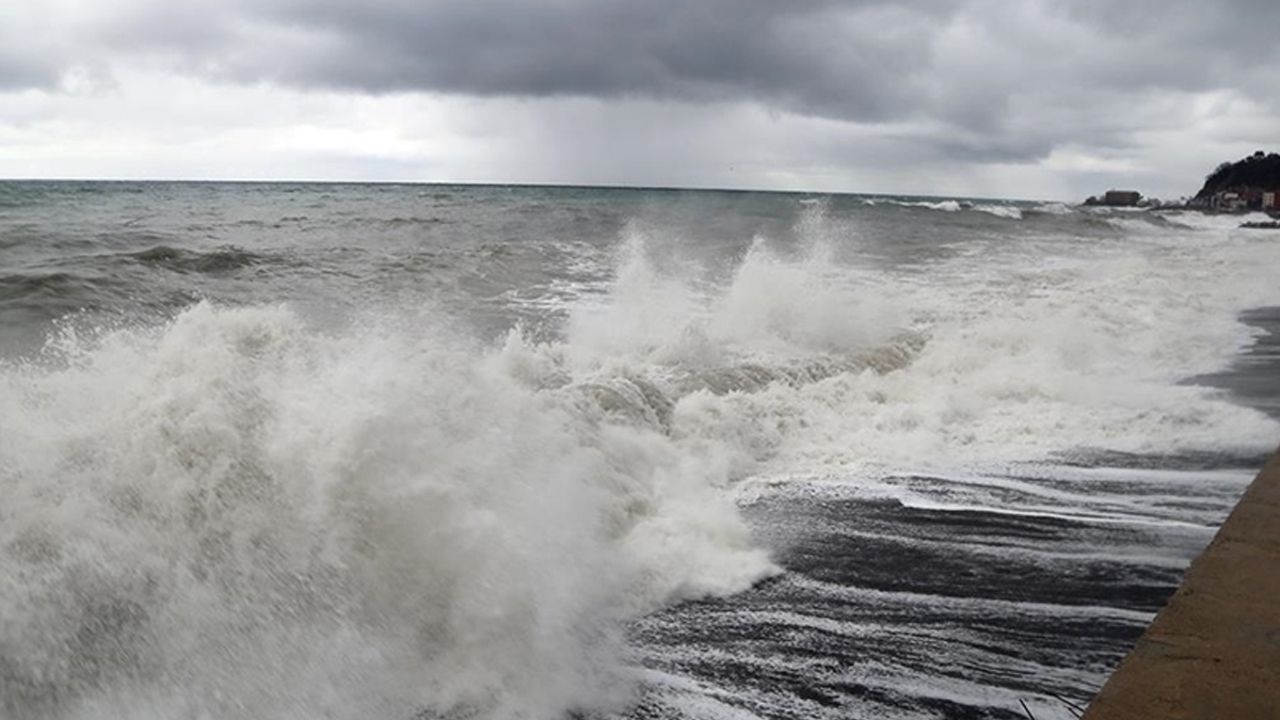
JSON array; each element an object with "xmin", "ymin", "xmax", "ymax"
[
  {"xmin": 0, "ymin": 233, "xmax": 923, "ymax": 719},
  {"xmin": 0, "ymin": 303, "xmax": 786, "ymax": 719},
  {"xmin": 3, "ymin": 211, "xmax": 1280, "ymax": 719},
  {"xmin": 863, "ymin": 198, "xmax": 1023, "ymax": 219}
]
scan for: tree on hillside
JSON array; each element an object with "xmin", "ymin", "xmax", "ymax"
[{"xmin": 1197, "ymin": 151, "xmax": 1280, "ymax": 199}]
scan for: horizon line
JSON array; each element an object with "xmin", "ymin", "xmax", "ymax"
[{"xmin": 0, "ymin": 176, "xmax": 1052, "ymax": 203}]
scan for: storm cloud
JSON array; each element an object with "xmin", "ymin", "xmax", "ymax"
[{"xmin": 1, "ymin": 0, "xmax": 1278, "ymax": 196}]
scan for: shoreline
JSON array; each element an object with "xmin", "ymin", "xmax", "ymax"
[
  {"xmin": 1081, "ymin": 444, "xmax": 1280, "ymax": 719},
  {"xmin": 1193, "ymin": 306, "xmax": 1280, "ymax": 422}
]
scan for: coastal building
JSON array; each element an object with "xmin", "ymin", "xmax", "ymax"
[
  {"xmin": 1084, "ymin": 190, "xmax": 1143, "ymax": 207},
  {"xmin": 1216, "ymin": 192, "xmax": 1246, "ymax": 211},
  {"xmin": 1102, "ymin": 190, "xmax": 1141, "ymax": 206},
  {"xmin": 1201, "ymin": 188, "xmax": 1280, "ymax": 211}
]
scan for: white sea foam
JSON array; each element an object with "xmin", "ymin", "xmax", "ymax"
[
  {"xmin": 971, "ymin": 203, "xmax": 1023, "ymax": 219},
  {"xmin": 1033, "ymin": 202, "xmax": 1074, "ymax": 215},
  {"xmin": 907, "ymin": 199, "xmax": 963, "ymax": 212},
  {"xmin": 3, "ymin": 202, "xmax": 1280, "ymax": 718},
  {"xmin": 0, "ymin": 302, "xmax": 774, "ymax": 719},
  {"xmin": 872, "ymin": 198, "xmax": 1022, "ymax": 219},
  {"xmin": 1159, "ymin": 210, "xmax": 1272, "ymax": 231},
  {"xmin": 862, "ymin": 198, "xmax": 963, "ymax": 212},
  {"xmin": 556, "ymin": 214, "xmax": 1280, "ymax": 478}
]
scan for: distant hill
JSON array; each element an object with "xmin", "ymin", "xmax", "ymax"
[{"xmin": 1196, "ymin": 151, "xmax": 1280, "ymax": 199}]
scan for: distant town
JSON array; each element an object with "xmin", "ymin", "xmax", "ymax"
[{"xmin": 1084, "ymin": 151, "xmax": 1280, "ymax": 220}]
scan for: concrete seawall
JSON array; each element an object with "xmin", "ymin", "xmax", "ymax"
[{"xmin": 1082, "ymin": 446, "xmax": 1280, "ymax": 719}]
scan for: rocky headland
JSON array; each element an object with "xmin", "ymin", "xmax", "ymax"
[{"xmin": 1195, "ymin": 151, "xmax": 1280, "ymax": 202}]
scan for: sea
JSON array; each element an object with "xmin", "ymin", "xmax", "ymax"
[{"xmin": 1, "ymin": 181, "xmax": 1278, "ymax": 720}]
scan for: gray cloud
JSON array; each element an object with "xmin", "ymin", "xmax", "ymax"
[
  {"xmin": 0, "ymin": 53, "xmax": 58, "ymax": 91},
  {"xmin": 106, "ymin": 1, "xmax": 1280, "ymax": 99},
  {"xmin": 209, "ymin": 0, "xmax": 952, "ymax": 125},
  {"xmin": 1, "ymin": 0, "xmax": 1278, "ymax": 184},
  {"xmin": 7, "ymin": 1, "xmax": 1278, "ymax": 112}
]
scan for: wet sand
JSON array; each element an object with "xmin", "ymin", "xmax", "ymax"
[{"xmin": 1082, "ymin": 445, "xmax": 1280, "ymax": 719}]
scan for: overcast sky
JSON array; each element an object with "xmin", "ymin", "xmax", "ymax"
[{"xmin": 2, "ymin": 0, "xmax": 1277, "ymax": 199}]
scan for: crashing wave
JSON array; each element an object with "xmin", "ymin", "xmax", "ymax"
[{"xmin": 4, "ymin": 205, "xmax": 1280, "ymax": 719}]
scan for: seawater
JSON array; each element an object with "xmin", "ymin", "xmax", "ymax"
[{"xmin": 1, "ymin": 181, "xmax": 1278, "ymax": 720}]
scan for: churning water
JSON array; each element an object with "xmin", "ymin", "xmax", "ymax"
[{"xmin": 1, "ymin": 182, "xmax": 1278, "ymax": 719}]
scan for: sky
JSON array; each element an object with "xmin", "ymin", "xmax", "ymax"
[{"xmin": 1, "ymin": 0, "xmax": 1278, "ymax": 200}]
